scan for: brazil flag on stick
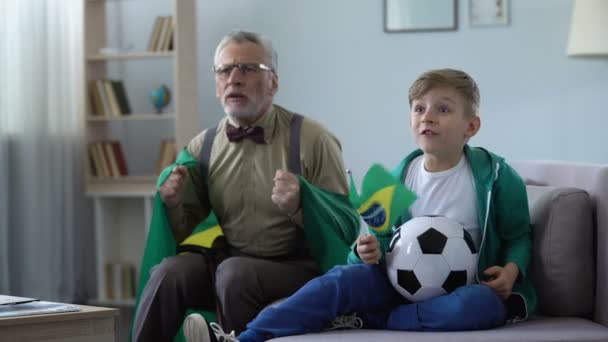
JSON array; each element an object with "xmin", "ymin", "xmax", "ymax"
[{"xmin": 349, "ymin": 164, "xmax": 417, "ymax": 234}]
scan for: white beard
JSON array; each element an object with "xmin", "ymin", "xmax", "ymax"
[
  {"xmin": 226, "ymin": 108, "xmax": 257, "ymax": 119},
  {"xmin": 223, "ymin": 102, "xmax": 258, "ymax": 119}
]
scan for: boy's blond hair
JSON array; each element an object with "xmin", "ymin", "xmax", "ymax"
[{"xmin": 408, "ymin": 69, "xmax": 480, "ymax": 118}]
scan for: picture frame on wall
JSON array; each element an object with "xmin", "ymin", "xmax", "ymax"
[
  {"xmin": 384, "ymin": 0, "xmax": 458, "ymax": 33},
  {"xmin": 470, "ymin": 0, "xmax": 510, "ymax": 26}
]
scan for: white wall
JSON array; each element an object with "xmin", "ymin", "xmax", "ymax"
[{"xmin": 196, "ymin": 0, "xmax": 608, "ymax": 180}]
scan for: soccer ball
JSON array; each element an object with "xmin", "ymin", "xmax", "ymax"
[{"xmin": 386, "ymin": 216, "xmax": 478, "ymax": 302}]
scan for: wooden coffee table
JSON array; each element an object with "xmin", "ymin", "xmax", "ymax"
[{"xmin": 0, "ymin": 304, "xmax": 118, "ymax": 342}]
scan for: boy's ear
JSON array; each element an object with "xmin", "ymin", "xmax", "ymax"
[{"xmin": 465, "ymin": 115, "xmax": 481, "ymax": 138}]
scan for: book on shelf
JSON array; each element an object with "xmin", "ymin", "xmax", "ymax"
[
  {"xmin": 95, "ymin": 80, "xmax": 111, "ymax": 116},
  {"xmin": 163, "ymin": 16, "xmax": 175, "ymax": 51},
  {"xmin": 92, "ymin": 142, "xmax": 110, "ymax": 177},
  {"xmin": 111, "ymin": 141, "xmax": 129, "ymax": 176},
  {"xmin": 111, "ymin": 80, "xmax": 132, "ymax": 114},
  {"xmin": 148, "ymin": 16, "xmax": 163, "ymax": 52},
  {"xmin": 88, "ymin": 80, "xmax": 104, "ymax": 116},
  {"xmin": 88, "ymin": 79, "xmax": 132, "ymax": 117},
  {"xmin": 104, "ymin": 262, "xmax": 136, "ymax": 301},
  {"xmin": 103, "ymin": 80, "xmax": 121, "ymax": 117},
  {"xmin": 88, "ymin": 141, "xmax": 128, "ymax": 178},
  {"xmin": 104, "ymin": 143, "xmax": 120, "ymax": 177},
  {"xmin": 156, "ymin": 139, "xmax": 177, "ymax": 175},
  {"xmin": 147, "ymin": 16, "xmax": 174, "ymax": 52}
]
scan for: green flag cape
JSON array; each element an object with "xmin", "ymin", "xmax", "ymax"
[{"xmin": 131, "ymin": 148, "xmax": 359, "ymax": 341}]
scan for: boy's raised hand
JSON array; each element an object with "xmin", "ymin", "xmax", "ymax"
[
  {"xmin": 482, "ymin": 262, "xmax": 520, "ymax": 299},
  {"xmin": 356, "ymin": 235, "xmax": 381, "ymax": 264}
]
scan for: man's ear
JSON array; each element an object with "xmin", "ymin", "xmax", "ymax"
[
  {"xmin": 465, "ymin": 115, "xmax": 481, "ymax": 138},
  {"xmin": 270, "ymin": 73, "xmax": 279, "ymax": 96}
]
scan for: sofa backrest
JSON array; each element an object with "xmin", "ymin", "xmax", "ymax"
[{"xmin": 510, "ymin": 160, "xmax": 608, "ymax": 327}]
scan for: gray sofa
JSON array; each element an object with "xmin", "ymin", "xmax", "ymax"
[{"xmin": 272, "ymin": 160, "xmax": 608, "ymax": 342}]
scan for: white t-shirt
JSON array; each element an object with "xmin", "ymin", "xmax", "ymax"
[{"xmin": 405, "ymin": 155, "xmax": 481, "ymax": 248}]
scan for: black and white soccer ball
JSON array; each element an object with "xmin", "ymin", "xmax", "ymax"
[{"xmin": 386, "ymin": 216, "xmax": 478, "ymax": 302}]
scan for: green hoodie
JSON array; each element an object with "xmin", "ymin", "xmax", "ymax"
[{"xmin": 348, "ymin": 145, "xmax": 537, "ymax": 320}]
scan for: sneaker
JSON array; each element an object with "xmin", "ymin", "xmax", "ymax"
[
  {"xmin": 184, "ymin": 313, "xmax": 239, "ymax": 342},
  {"xmin": 327, "ymin": 312, "xmax": 363, "ymax": 330}
]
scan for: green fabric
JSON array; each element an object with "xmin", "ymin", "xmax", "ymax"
[
  {"xmin": 130, "ymin": 149, "xmax": 218, "ymax": 342},
  {"xmin": 131, "ymin": 148, "xmax": 359, "ymax": 341},
  {"xmin": 299, "ymin": 177, "xmax": 360, "ymax": 272},
  {"xmin": 390, "ymin": 145, "xmax": 537, "ymax": 319}
]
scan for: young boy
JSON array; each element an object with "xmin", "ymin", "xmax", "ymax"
[{"xmin": 184, "ymin": 69, "xmax": 537, "ymax": 342}]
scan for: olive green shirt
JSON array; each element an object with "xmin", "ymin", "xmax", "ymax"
[{"xmin": 167, "ymin": 104, "xmax": 349, "ymax": 258}]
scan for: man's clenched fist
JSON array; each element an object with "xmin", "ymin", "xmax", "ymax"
[
  {"xmin": 159, "ymin": 165, "xmax": 188, "ymax": 208},
  {"xmin": 271, "ymin": 169, "xmax": 300, "ymax": 215}
]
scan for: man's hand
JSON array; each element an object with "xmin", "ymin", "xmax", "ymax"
[
  {"xmin": 357, "ymin": 235, "xmax": 381, "ymax": 264},
  {"xmin": 482, "ymin": 262, "xmax": 520, "ymax": 299},
  {"xmin": 159, "ymin": 165, "xmax": 188, "ymax": 208},
  {"xmin": 271, "ymin": 169, "xmax": 301, "ymax": 215}
]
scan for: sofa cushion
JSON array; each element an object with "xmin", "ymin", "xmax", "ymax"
[
  {"xmin": 526, "ymin": 186, "xmax": 594, "ymax": 317},
  {"xmin": 270, "ymin": 317, "xmax": 608, "ymax": 342}
]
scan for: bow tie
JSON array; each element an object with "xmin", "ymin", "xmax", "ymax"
[{"xmin": 226, "ymin": 123, "xmax": 265, "ymax": 144}]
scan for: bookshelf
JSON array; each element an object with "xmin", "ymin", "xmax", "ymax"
[
  {"xmin": 87, "ymin": 51, "xmax": 175, "ymax": 61},
  {"xmin": 83, "ymin": 0, "xmax": 200, "ymax": 321}
]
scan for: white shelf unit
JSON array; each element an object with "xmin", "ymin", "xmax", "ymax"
[
  {"xmin": 91, "ymin": 194, "xmax": 153, "ymax": 307},
  {"xmin": 87, "ymin": 113, "xmax": 176, "ymax": 122},
  {"xmin": 83, "ymin": 0, "xmax": 200, "ymax": 308},
  {"xmin": 87, "ymin": 51, "xmax": 175, "ymax": 61}
]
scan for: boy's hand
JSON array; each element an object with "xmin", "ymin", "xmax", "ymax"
[
  {"xmin": 357, "ymin": 235, "xmax": 381, "ymax": 264},
  {"xmin": 482, "ymin": 262, "xmax": 520, "ymax": 299},
  {"xmin": 271, "ymin": 170, "xmax": 301, "ymax": 215}
]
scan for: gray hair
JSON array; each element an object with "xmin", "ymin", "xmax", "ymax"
[{"xmin": 213, "ymin": 30, "xmax": 278, "ymax": 71}]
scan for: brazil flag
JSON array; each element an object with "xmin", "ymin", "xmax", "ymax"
[{"xmin": 349, "ymin": 164, "xmax": 417, "ymax": 234}]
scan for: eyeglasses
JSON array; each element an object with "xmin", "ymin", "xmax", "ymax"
[{"xmin": 212, "ymin": 63, "xmax": 273, "ymax": 78}]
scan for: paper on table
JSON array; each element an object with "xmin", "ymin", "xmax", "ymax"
[
  {"xmin": 0, "ymin": 295, "xmax": 38, "ymax": 306},
  {"xmin": 0, "ymin": 301, "xmax": 80, "ymax": 318}
]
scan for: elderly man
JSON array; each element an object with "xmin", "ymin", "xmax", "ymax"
[{"xmin": 131, "ymin": 30, "xmax": 356, "ymax": 341}]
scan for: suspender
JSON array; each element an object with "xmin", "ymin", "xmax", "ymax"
[
  {"xmin": 199, "ymin": 125, "xmax": 218, "ymax": 184},
  {"xmin": 199, "ymin": 113, "xmax": 303, "ymax": 182},
  {"xmin": 288, "ymin": 114, "xmax": 303, "ymax": 175}
]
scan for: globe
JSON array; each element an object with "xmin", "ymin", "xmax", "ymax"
[{"xmin": 150, "ymin": 84, "xmax": 171, "ymax": 113}]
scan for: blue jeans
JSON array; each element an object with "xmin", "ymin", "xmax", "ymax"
[{"xmin": 238, "ymin": 264, "xmax": 507, "ymax": 342}]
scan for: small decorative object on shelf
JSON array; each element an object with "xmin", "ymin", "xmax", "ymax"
[{"xmin": 149, "ymin": 84, "xmax": 171, "ymax": 114}]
